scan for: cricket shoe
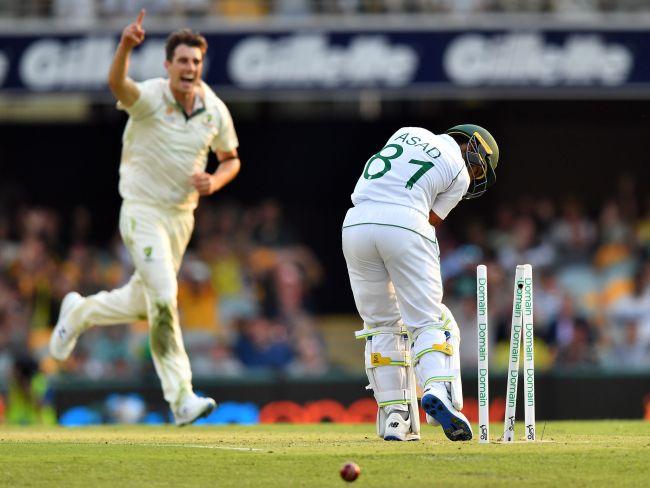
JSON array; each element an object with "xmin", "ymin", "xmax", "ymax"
[
  {"xmin": 383, "ymin": 411, "xmax": 412, "ymax": 441},
  {"xmin": 49, "ymin": 292, "xmax": 85, "ymax": 361},
  {"xmin": 425, "ymin": 413, "xmax": 440, "ymax": 427},
  {"xmin": 174, "ymin": 394, "xmax": 217, "ymax": 426},
  {"xmin": 421, "ymin": 384, "xmax": 473, "ymax": 441}
]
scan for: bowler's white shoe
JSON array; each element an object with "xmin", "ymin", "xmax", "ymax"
[
  {"xmin": 49, "ymin": 292, "xmax": 85, "ymax": 361},
  {"xmin": 421, "ymin": 384, "xmax": 473, "ymax": 441},
  {"xmin": 174, "ymin": 394, "xmax": 217, "ymax": 426},
  {"xmin": 383, "ymin": 411, "xmax": 412, "ymax": 441}
]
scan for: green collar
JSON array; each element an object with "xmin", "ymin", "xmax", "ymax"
[{"xmin": 164, "ymin": 81, "xmax": 206, "ymax": 121}]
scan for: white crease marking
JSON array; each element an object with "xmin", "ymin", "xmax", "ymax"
[{"xmin": 154, "ymin": 443, "xmax": 263, "ymax": 451}]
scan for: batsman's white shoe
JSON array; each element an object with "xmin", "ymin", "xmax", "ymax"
[
  {"xmin": 421, "ymin": 385, "xmax": 473, "ymax": 442},
  {"xmin": 49, "ymin": 292, "xmax": 85, "ymax": 361},
  {"xmin": 383, "ymin": 411, "xmax": 412, "ymax": 441},
  {"xmin": 174, "ymin": 394, "xmax": 217, "ymax": 426}
]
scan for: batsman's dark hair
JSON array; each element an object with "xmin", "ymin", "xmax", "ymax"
[{"xmin": 165, "ymin": 29, "xmax": 208, "ymax": 61}]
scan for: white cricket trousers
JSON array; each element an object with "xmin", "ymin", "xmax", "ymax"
[
  {"xmin": 343, "ymin": 223, "xmax": 455, "ymax": 403},
  {"xmin": 74, "ymin": 201, "xmax": 194, "ymax": 409},
  {"xmin": 342, "ymin": 223, "xmax": 444, "ymax": 330}
]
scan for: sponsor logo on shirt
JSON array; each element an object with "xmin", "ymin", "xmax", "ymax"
[{"xmin": 202, "ymin": 113, "xmax": 215, "ymax": 128}]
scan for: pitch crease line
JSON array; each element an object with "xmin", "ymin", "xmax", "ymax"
[{"xmin": 160, "ymin": 443, "xmax": 263, "ymax": 451}]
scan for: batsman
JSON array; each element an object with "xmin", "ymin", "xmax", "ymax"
[{"xmin": 342, "ymin": 124, "xmax": 499, "ymax": 441}]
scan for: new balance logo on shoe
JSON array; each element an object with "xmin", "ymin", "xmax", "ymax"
[{"xmin": 389, "ymin": 422, "xmax": 399, "ymax": 428}]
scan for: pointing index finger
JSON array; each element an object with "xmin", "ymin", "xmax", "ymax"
[{"xmin": 136, "ymin": 9, "xmax": 145, "ymax": 26}]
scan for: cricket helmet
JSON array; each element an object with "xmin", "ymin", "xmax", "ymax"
[{"xmin": 445, "ymin": 124, "xmax": 499, "ymax": 199}]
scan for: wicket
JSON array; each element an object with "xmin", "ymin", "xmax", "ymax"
[
  {"xmin": 476, "ymin": 265, "xmax": 489, "ymax": 443},
  {"xmin": 476, "ymin": 264, "xmax": 535, "ymax": 443}
]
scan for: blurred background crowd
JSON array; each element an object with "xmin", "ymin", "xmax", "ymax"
[
  {"xmin": 3, "ymin": 0, "xmax": 650, "ymax": 20},
  {"xmin": 2, "ymin": 0, "xmax": 649, "ymax": 424},
  {"xmin": 441, "ymin": 174, "xmax": 650, "ymax": 373},
  {"xmin": 1, "ymin": 171, "xmax": 649, "ymax": 399},
  {"xmin": 0, "ymin": 198, "xmax": 328, "ymax": 384}
]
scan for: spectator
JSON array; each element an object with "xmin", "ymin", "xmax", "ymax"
[
  {"xmin": 546, "ymin": 295, "xmax": 598, "ymax": 367},
  {"xmin": 608, "ymin": 261, "xmax": 650, "ymax": 359},
  {"xmin": 234, "ymin": 317, "xmax": 294, "ymax": 369},
  {"xmin": 601, "ymin": 320, "xmax": 650, "ymax": 369},
  {"xmin": 5, "ymin": 352, "xmax": 56, "ymax": 425},
  {"xmin": 551, "ymin": 198, "xmax": 597, "ymax": 266}
]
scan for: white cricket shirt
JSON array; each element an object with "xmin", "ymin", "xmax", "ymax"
[
  {"xmin": 118, "ymin": 78, "xmax": 239, "ymax": 211},
  {"xmin": 343, "ymin": 127, "xmax": 469, "ymax": 242}
]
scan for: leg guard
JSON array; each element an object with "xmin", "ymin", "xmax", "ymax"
[
  {"xmin": 413, "ymin": 304, "xmax": 464, "ymax": 417},
  {"xmin": 355, "ymin": 325, "xmax": 421, "ymax": 440}
]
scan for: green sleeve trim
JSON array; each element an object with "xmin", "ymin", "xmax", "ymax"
[{"xmin": 342, "ymin": 222, "xmax": 437, "ymax": 245}]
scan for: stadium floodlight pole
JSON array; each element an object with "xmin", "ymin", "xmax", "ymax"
[
  {"xmin": 503, "ymin": 265, "xmax": 525, "ymax": 442},
  {"xmin": 477, "ymin": 265, "xmax": 489, "ymax": 444},
  {"xmin": 522, "ymin": 264, "xmax": 536, "ymax": 441}
]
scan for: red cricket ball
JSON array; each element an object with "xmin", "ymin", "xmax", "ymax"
[{"xmin": 340, "ymin": 462, "xmax": 361, "ymax": 482}]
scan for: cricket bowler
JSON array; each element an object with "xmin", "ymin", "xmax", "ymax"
[{"xmin": 50, "ymin": 10, "xmax": 240, "ymax": 425}]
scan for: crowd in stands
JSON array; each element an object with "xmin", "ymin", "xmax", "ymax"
[
  {"xmin": 1, "ymin": 174, "xmax": 649, "ymax": 398},
  {"xmin": 440, "ymin": 174, "xmax": 650, "ymax": 372},
  {"xmin": 0, "ymin": 198, "xmax": 328, "ymax": 389},
  {"xmin": 3, "ymin": 0, "xmax": 650, "ymax": 21}
]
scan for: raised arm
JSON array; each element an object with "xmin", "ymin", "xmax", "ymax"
[{"xmin": 108, "ymin": 9, "xmax": 146, "ymax": 107}]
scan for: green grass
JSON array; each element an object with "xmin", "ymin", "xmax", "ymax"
[{"xmin": 0, "ymin": 421, "xmax": 648, "ymax": 487}]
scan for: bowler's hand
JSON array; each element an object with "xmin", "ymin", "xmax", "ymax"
[
  {"xmin": 191, "ymin": 172, "xmax": 216, "ymax": 196},
  {"xmin": 121, "ymin": 9, "xmax": 146, "ymax": 50}
]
